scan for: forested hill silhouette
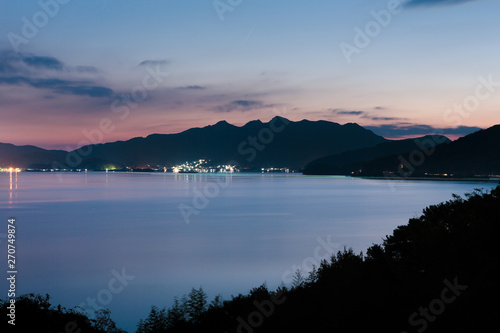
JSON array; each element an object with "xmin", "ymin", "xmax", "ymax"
[
  {"xmin": 4, "ymin": 121, "xmax": 499, "ymax": 175},
  {"xmin": 0, "ymin": 117, "xmax": 386, "ymax": 170},
  {"xmin": 303, "ymin": 134, "xmax": 451, "ymax": 175},
  {"xmin": 4, "ymin": 185, "xmax": 499, "ymax": 332},
  {"xmin": 0, "ymin": 142, "xmax": 67, "ymax": 169},
  {"xmin": 70, "ymin": 117, "xmax": 386, "ymax": 170},
  {"xmin": 357, "ymin": 124, "xmax": 500, "ymax": 177}
]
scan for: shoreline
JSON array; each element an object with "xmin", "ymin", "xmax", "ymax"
[
  {"xmin": 356, "ymin": 175, "xmax": 500, "ymax": 182},
  {"xmin": 8, "ymin": 170, "xmax": 500, "ymax": 182}
]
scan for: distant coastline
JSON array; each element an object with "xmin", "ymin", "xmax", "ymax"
[{"xmin": 6, "ymin": 169, "xmax": 500, "ymax": 183}]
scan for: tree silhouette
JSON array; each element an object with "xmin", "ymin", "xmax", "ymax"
[
  {"xmin": 291, "ymin": 269, "xmax": 305, "ymax": 289},
  {"xmin": 186, "ymin": 287, "xmax": 207, "ymax": 323},
  {"xmin": 136, "ymin": 306, "xmax": 168, "ymax": 333}
]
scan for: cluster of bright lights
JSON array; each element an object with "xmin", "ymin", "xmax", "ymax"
[
  {"xmin": 172, "ymin": 159, "xmax": 238, "ymax": 173},
  {"xmin": 0, "ymin": 167, "xmax": 22, "ymax": 173},
  {"xmin": 261, "ymin": 167, "xmax": 290, "ymax": 173}
]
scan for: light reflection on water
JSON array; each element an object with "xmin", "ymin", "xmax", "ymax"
[{"xmin": 0, "ymin": 172, "xmax": 497, "ymax": 332}]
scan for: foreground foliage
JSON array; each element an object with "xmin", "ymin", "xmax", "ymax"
[
  {"xmin": 3, "ymin": 186, "xmax": 499, "ymax": 332},
  {"xmin": 137, "ymin": 185, "xmax": 500, "ymax": 332},
  {"xmin": 0, "ymin": 293, "xmax": 126, "ymax": 332}
]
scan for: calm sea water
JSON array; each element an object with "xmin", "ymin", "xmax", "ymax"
[{"xmin": 1, "ymin": 172, "xmax": 497, "ymax": 332}]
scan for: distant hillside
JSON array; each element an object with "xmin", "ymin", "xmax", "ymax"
[
  {"xmin": 359, "ymin": 125, "xmax": 500, "ymax": 177},
  {"xmin": 64, "ymin": 117, "xmax": 387, "ymax": 170},
  {"xmin": 4, "ymin": 122, "xmax": 499, "ymax": 175},
  {"xmin": 0, "ymin": 117, "xmax": 387, "ymax": 170},
  {"xmin": 303, "ymin": 135, "xmax": 451, "ymax": 175},
  {"xmin": 0, "ymin": 143, "xmax": 67, "ymax": 168}
]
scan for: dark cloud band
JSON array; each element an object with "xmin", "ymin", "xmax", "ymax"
[
  {"xmin": 0, "ymin": 50, "xmax": 112, "ymax": 98},
  {"xmin": 365, "ymin": 124, "xmax": 481, "ymax": 138}
]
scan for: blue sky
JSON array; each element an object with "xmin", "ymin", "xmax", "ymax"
[{"xmin": 0, "ymin": 0, "xmax": 499, "ymax": 149}]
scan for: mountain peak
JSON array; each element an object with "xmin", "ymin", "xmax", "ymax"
[
  {"xmin": 211, "ymin": 120, "xmax": 235, "ymax": 129},
  {"xmin": 270, "ymin": 115, "xmax": 289, "ymax": 122},
  {"xmin": 242, "ymin": 119, "xmax": 263, "ymax": 127},
  {"xmin": 215, "ymin": 120, "xmax": 230, "ymax": 126}
]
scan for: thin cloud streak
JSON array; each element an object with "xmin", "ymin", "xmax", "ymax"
[
  {"xmin": 212, "ymin": 100, "xmax": 277, "ymax": 113},
  {"xmin": 175, "ymin": 85, "xmax": 206, "ymax": 90},
  {"xmin": 405, "ymin": 0, "xmax": 479, "ymax": 7},
  {"xmin": 138, "ymin": 60, "xmax": 169, "ymax": 67},
  {"xmin": 330, "ymin": 108, "xmax": 406, "ymax": 122}
]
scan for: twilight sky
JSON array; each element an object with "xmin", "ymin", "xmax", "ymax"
[{"xmin": 1, "ymin": 0, "xmax": 499, "ymax": 150}]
